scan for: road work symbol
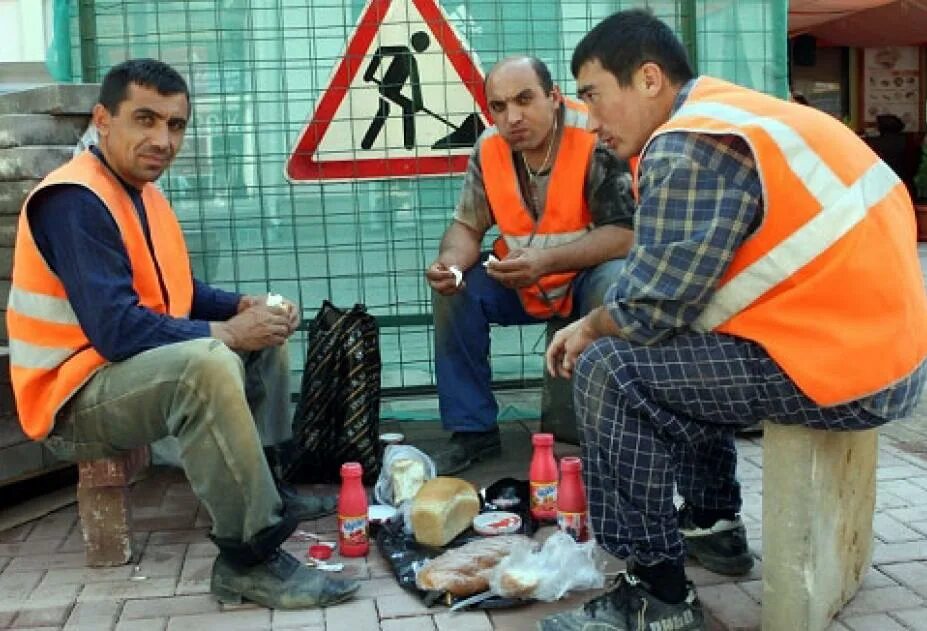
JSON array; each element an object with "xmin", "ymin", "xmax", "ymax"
[{"xmin": 287, "ymin": 0, "xmax": 490, "ymax": 181}]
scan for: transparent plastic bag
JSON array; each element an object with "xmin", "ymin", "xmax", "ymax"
[
  {"xmin": 488, "ymin": 531, "xmax": 605, "ymax": 602},
  {"xmin": 374, "ymin": 444, "xmax": 436, "ymax": 507}
]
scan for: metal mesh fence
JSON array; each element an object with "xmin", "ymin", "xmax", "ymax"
[{"xmin": 69, "ymin": 0, "xmax": 786, "ymax": 401}]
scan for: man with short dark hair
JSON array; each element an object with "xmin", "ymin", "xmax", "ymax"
[
  {"xmin": 7, "ymin": 59, "xmax": 358, "ymax": 610},
  {"xmin": 425, "ymin": 56, "xmax": 635, "ymax": 475},
  {"xmin": 540, "ymin": 9, "xmax": 927, "ymax": 630}
]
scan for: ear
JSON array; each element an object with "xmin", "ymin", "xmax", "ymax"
[
  {"xmin": 92, "ymin": 103, "xmax": 111, "ymax": 138},
  {"xmin": 550, "ymin": 84, "xmax": 563, "ymax": 106},
  {"xmin": 637, "ymin": 62, "xmax": 665, "ymax": 96}
]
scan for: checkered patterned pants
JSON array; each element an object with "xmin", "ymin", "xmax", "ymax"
[{"xmin": 573, "ymin": 331, "xmax": 888, "ymax": 565}]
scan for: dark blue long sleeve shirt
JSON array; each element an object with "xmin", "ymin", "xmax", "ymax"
[{"xmin": 28, "ymin": 151, "xmax": 240, "ymax": 362}]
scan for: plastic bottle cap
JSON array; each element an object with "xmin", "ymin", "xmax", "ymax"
[
  {"xmin": 341, "ymin": 462, "xmax": 363, "ymax": 477},
  {"xmin": 308, "ymin": 544, "xmax": 333, "ymax": 560},
  {"xmin": 561, "ymin": 456, "xmax": 582, "ymax": 472},
  {"xmin": 532, "ymin": 433, "xmax": 554, "ymax": 446}
]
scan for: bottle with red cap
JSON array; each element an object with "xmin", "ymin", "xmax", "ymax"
[
  {"xmin": 557, "ymin": 456, "xmax": 589, "ymax": 542},
  {"xmin": 337, "ymin": 462, "xmax": 369, "ymax": 557},
  {"xmin": 529, "ymin": 433, "xmax": 558, "ymax": 521}
]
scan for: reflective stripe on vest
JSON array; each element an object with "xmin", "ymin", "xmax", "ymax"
[
  {"xmin": 646, "ymin": 76, "xmax": 927, "ymax": 405},
  {"xmin": 481, "ymin": 98, "xmax": 596, "ymax": 318},
  {"xmin": 7, "ymin": 151, "xmax": 194, "ymax": 439}
]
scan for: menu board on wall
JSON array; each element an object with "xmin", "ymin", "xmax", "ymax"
[{"xmin": 863, "ymin": 46, "xmax": 921, "ymax": 130}]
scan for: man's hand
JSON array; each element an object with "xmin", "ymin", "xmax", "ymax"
[
  {"xmin": 238, "ymin": 294, "xmax": 300, "ymax": 335},
  {"xmin": 212, "ymin": 301, "xmax": 294, "ymax": 351},
  {"xmin": 426, "ymin": 261, "xmax": 464, "ymax": 296},
  {"xmin": 545, "ymin": 316, "xmax": 598, "ymax": 379},
  {"xmin": 486, "ymin": 247, "xmax": 548, "ymax": 288}
]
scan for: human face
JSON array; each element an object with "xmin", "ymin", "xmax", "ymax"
[
  {"xmin": 486, "ymin": 60, "xmax": 560, "ymax": 160},
  {"xmin": 93, "ymin": 83, "xmax": 188, "ymax": 189},
  {"xmin": 576, "ymin": 59, "xmax": 669, "ymax": 160}
]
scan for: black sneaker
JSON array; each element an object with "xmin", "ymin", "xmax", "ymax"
[
  {"xmin": 431, "ymin": 427, "xmax": 502, "ymax": 475},
  {"xmin": 537, "ymin": 571, "xmax": 704, "ymax": 631},
  {"xmin": 678, "ymin": 504, "xmax": 754, "ymax": 576}
]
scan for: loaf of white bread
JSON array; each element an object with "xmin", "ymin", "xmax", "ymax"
[
  {"xmin": 415, "ymin": 534, "xmax": 534, "ymax": 596},
  {"xmin": 411, "ymin": 477, "xmax": 480, "ymax": 547}
]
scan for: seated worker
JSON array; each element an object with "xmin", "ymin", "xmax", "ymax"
[
  {"xmin": 542, "ymin": 9, "xmax": 927, "ymax": 630},
  {"xmin": 6, "ymin": 59, "xmax": 358, "ymax": 610},
  {"xmin": 424, "ymin": 56, "xmax": 636, "ymax": 475}
]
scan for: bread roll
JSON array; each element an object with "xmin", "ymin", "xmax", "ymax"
[
  {"xmin": 415, "ymin": 534, "xmax": 534, "ymax": 596},
  {"xmin": 411, "ymin": 477, "xmax": 480, "ymax": 547}
]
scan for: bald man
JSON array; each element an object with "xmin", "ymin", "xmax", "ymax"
[{"xmin": 424, "ymin": 56, "xmax": 636, "ymax": 474}]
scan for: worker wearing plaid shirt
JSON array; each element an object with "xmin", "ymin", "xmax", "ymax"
[{"xmin": 541, "ymin": 9, "xmax": 927, "ymax": 631}]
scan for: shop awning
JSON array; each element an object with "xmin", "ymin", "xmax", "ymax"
[{"xmin": 789, "ymin": 0, "xmax": 927, "ymax": 47}]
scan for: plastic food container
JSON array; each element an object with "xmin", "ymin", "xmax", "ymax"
[{"xmin": 472, "ymin": 511, "xmax": 522, "ymax": 535}]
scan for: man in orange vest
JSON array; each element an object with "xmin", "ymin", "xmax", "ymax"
[
  {"xmin": 6, "ymin": 60, "xmax": 358, "ymax": 610},
  {"xmin": 424, "ymin": 56, "xmax": 636, "ymax": 475},
  {"xmin": 542, "ymin": 10, "xmax": 927, "ymax": 630}
]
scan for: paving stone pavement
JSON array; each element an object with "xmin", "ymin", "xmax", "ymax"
[{"xmin": 1, "ymin": 247, "xmax": 927, "ymax": 631}]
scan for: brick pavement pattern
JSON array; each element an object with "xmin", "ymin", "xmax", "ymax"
[{"xmin": 1, "ymin": 246, "xmax": 926, "ymax": 630}]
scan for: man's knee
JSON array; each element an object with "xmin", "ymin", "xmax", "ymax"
[
  {"xmin": 578, "ymin": 259, "xmax": 625, "ymax": 313},
  {"xmin": 174, "ymin": 338, "xmax": 246, "ymax": 391}
]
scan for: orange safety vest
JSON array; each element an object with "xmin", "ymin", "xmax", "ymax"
[
  {"xmin": 646, "ymin": 76, "xmax": 927, "ymax": 405},
  {"xmin": 7, "ymin": 151, "xmax": 194, "ymax": 439},
  {"xmin": 481, "ymin": 99, "xmax": 596, "ymax": 318}
]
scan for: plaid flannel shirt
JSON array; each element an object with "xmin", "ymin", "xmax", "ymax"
[{"xmin": 604, "ymin": 78, "xmax": 925, "ymax": 419}]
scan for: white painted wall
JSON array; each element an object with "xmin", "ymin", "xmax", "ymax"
[{"xmin": 0, "ymin": 0, "xmax": 51, "ymax": 63}]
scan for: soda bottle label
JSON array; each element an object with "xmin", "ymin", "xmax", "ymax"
[
  {"xmin": 558, "ymin": 510, "xmax": 589, "ymax": 542},
  {"xmin": 338, "ymin": 514, "xmax": 368, "ymax": 546},
  {"xmin": 530, "ymin": 481, "xmax": 558, "ymax": 511}
]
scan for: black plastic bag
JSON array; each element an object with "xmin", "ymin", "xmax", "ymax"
[{"xmin": 283, "ymin": 301, "xmax": 381, "ymax": 485}]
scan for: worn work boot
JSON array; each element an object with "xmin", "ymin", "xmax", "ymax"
[
  {"xmin": 211, "ymin": 548, "xmax": 359, "ymax": 609},
  {"xmin": 538, "ymin": 571, "xmax": 704, "ymax": 630},
  {"xmin": 432, "ymin": 427, "xmax": 502, "ymax": 475},
  {"xmin": 678, "ymin": 503, "xmax": 754, "ymax": 576},
  {"xmin": 278, "ymin": 483, "xmax": 338, "ymax": 521}
]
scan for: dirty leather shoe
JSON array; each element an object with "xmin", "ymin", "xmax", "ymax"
[
  {"xmin": 432, "ymin": 427, "xmax": 502, "ymax": 475},
  {"xmin": 211, "ymin": 549, "xmax": 358, "ymax": 609},
  {"xmin": 278, "ymin": 484, "xmax": 338, "ymax": 521},
  {"xmin": 537, "ymin": 571, "xmax": 704, "ymax": 631},
  {"xmin": 678, "ymin": 504, "xmax": 754, "ymax": 576}
]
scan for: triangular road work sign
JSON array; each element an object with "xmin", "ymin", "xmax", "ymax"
[{"xmin": 287, "ymin": 0, "xmax": 489, "ymax": 182}]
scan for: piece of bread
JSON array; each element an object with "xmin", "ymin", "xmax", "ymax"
[
  {"xmin": 498, "ymin": 567, "xmax": 541, "ymax": 599},
  {"xmin": 390, "ymin": 458, "xmax": 425, "ymax": 505},
  {"xmin": 411, "ymin": 477, "xmax": 480, "ymax": 547},
  {"xmin": 415, "ymin": 534, "xmax": 534, "ymax": 596}
]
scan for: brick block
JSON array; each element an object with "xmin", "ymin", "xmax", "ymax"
[
  {"xmin": 0, "ymin": 146, "xmax": 73, "ymax": 180},
  {"xmin": 763, "ymin": 424, "xmax": 878, "ymax": 631},
  {"xmin": 77, "ymin": 446, "xmax": 150, "ymax": 566},
  {"xmin": 0, "ymin": 179, "xmax": 36, "ymax": 215},
  {"xmin": 77, "ymin": 486, "xmax": 134, "ymax": 566},
  {"xmin": 0, "ymin": 114, "xmax": 89, "ymax": 148},
  {"xmin": 0, "ymin": 84, "xmax": 99, "ymax": 116}
]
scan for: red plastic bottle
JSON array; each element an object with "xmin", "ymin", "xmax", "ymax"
[
  {"xmin": 337, "ymin": 462, "xmax": 369, "ymax": 557},
  {"xmin": 529, "ymin": 433, "xmax": 558, "ymax": 521},
  {"xmin": 557, "ymin": 456, "xmax": 589, "ymax": 542}
]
